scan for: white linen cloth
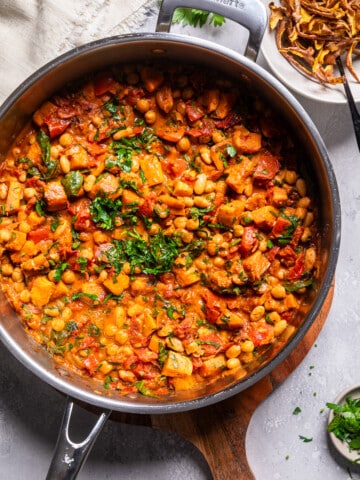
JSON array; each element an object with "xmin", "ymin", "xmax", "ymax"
[{"xmin": 0, "ymin": 0, "xmax": 158, "ymax": 104}]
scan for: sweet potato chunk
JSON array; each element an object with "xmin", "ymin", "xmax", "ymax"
[
  {"xmin": 162, "ymin": 351, "xmax": 193, "ymax": 377},
  {"xmin": 217, "ymin": 200, "xmax": 245, "ymax": 227},
  {"xmin": 5, "ymin": 180, "xmax": 23, "ymax": 214},
  {"xmin": 139, "ymin": 155, "xmax": 165, "ymax": 186},
  {"xmin": 251, "ymin": 206, "xmax": 278, "ymax": 229},
  {"xmin": 242, "ymin": 250, "xmax": 271, "ymax": 282},
  {"xmin": 44, "ymin": 181, "xmax": 68, "ymax": 211},
  {"xmin": 233, "ymin": 125, "xmax": 262, "ymax": 154},
  {"xmin": 30, "ymin": 276, "xmax": 56, "ymax": 306},
  {"xmin": 225, "ymin": 158, "xmax": 255, "ymax": 194},
  {"xmin": 103, "ymin": 272, "xmax": 130, "ymax": 296}
]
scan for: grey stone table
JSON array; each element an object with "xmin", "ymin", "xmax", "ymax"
[{"xmin": 1, "ymin": 9, "xmax": 360, "ymax": 480}]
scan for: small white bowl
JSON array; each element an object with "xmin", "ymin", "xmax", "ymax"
[{"xmin": 328, "ymin": 384, "xmax": 360, "ymax": 463}]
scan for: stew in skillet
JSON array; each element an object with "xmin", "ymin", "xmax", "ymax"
[{"xmin": 0, "ymin": 62, "xmax": 319, "ymax": 397}]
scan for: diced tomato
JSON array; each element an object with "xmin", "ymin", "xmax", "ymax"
[
  {"xmin": 83, "ymin": 355, "xmax": 100, "ymax": 375},
  {"xmin": 277, "ymin": 245, "xmax": 298, "ymax": 265},
  {"xmin": 214, "ymin": 112, "xmax": 242, "ymax": 129},
  {"xmin": 248, "ymin": 323, "xmax": 274, "ymax": 347},
  {"xmin": 93, "ymin": 71, "xmax": 117, "ymax": 96},
  {"xmin": 201, "ymin": 289, "xmax": 227, "ymax": 324},
  {"xmin": 290, "ymin": 226, "xmax": 304, "ymax": 248},
  {"xmin": 266, "ymin": 245, "xmax": 280, "ymax": 262},
  {"xmin": 27, "ymin": 226, "xmax": 51, "ymax": 243},
  {"xmin": 162, "ymin": 157, "xmax": 188, "ymax": 177},
  {"xmin": 138, "ymin": 192, "xmax": 157, "ymax": 217},
  {"xmin": 134, "ymin": 348, "xmax": 158, "ymax": 363},
  {"xmin": 44, "ymin": 116, "xmax": 71, "ymax": 138},
  {"xmin": 188, "ymin": 118, "xmax": 213, "ymax": 138},
  {"xmin": 125, "ymin": 86, "xmax": 145, "ymax": 106},
  {"xmin": 253, "ymin": 151, "xmax": 280, "ymax": 182},
  {"xmin": 132, "ymin": 361, "xmax": 158, "ymax": 379},
  {"xmin": 68, "ymin": 198, "xmax": 94, "ymax": 231},
  {"xmin": 186, "ymin": 102, "xmax": 206, "ymax": 122},
  {"xmin": 271, "ymin": 216, "xmax": 291, "ymax": 238},
  {"xmin": 240, "ymin": 226, "xmax": 258, "ymax": 257},
  {"xmin": 174, "ymin": 318, "xmax": 196, "ymax": 340},
  {"xmin": 287, "ymin": 254, "xmax": 305, "ymax": 281}
]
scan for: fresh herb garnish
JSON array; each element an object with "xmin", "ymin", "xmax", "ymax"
[
  {"xmin": 53, "ymin": 262, "xmax": 69, "ymax": 282},
  {"xmin": 299, "ymin": 435, "xmax": 313, "ymax": 443},
  {"xmin": 293, "ymin": 406, "xmax": 302, "ymax": 415},
  {"xmin": 90, "ymin": 195, "xmax": 122, "ymax": 230},
  {"xmin": 71, "ymin": 292, "xmax": 99, "ymax": 303},
  {"xmin": 135, "ymin": 380, "xmax": 158, "ymax": 398},
  {"xmin": 36, "ymin": 129, "xmax": 59, "ymax": 180},
  {"xmin": 172, "ymin": 8, "xmax": 225, "ymax": 28},
  {"xmin": 109, "ymin": 230, "xmax": 180, "ymax": 275},
  {"xmin": 327, "ymin": 396, "xmax": 360, "ymax": 458}
]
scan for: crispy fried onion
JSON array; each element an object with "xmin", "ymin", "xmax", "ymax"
[{"xmin": 269, "ymin": 0, "xmax": 360, "ymax": 84}]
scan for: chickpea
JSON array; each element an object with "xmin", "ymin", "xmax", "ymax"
[
  {"xmin": 186, "ymin": 218, "xmax": 200, "ymax": 231},
  {"xmin": 207, "ymin": 241, "xmax": 218, "ymax": 256},
  {"xmin": 18, "ymin": 172, "xmax": 27, "ymax": 183},
  {"xmin": 0, "ymin": 230, "xmax": 11, "ymax": 243},
  {"xmin": 241, "ymin": 340, "xmax": 255, "ymax": 353},
  {"xmin": 114, "ymin": 306, "xmax": 126, "ymax": 328},
  {"xmin": 104, "ymin": 324, "xmax": 117, "ymax": 337},
  {"xmin": 304, "ymin": 247, "xmax": 316, "ymax": 271},
  {"xmin": 267, "ymin": 311, "xmax": 281, "ymax": 324},
  {"xmin": 297, "ymin": 196, "xmax": 311, "ymax": 208},
  {"xmin": 51, "ymin": 318, "xmax": 65, "ymax": 332},
  {"xmin": 176, "ymin": 136, "xmax": 191, "ymax": 152},
  {"xmin": 250, "ymin": 305, "xmax": 265, "ymax": 322},
  {"xmin": 301, "ymin": 227, "xmax": 312, "ymax": 243},
  {"xmin": 181, "ymin": 230, "xmax": 194, "ymax": 243},
  {"xmin": 59, "ymin": 133, "xmax": 73, "ymax": 147},
  {"xmin": 204, "ymin": 180, "xmax": 216, "ymax": 193},
  {"xmin": 199, "ymin": 147, "xmax": 211, "ymax": 165},
  {"xmin": 44, "ymin": 307, "xmax": 60, "ymax": 317},
  {"xmin": 213, "ymin": 256, "xmax": 225, "ymax": 268},
  {"xmin": 173, "ymin": 216, "xmax": 187, "ymax": 229},
  {"xmin": 227, "ymin": 358, "xmax": 241, "ymax": 370},
  {"xmin": 12, "ymin": 268, "xmax": 23, "ymax": 282},
  {"xmin": 99, "ymin": 361, "xmax": 113, "ymax": 375},
  {"xmin": 233, "ymin": 225, "xmax": 244, "ymax": 237},
  {"xmin": 19, "ymin": 290, "xmax": 31, "ymax": 303},
  {"xmin": 212, "ymin": 130, "xmax": 225, "ymax": 144},
  {"xmin": 296, "ymin": 178, "xmax": 307, "ymax": 197},
  {"xmin": 148, "ymin": 223, "xmax": 161, "ymax": 236},
  {"xmin": 113, "ymin": 127, "xmax": 133, "ymax": 140},
  {"xmin": 62, "ymin": 270, "xmax": 76, "ymax": 284},
  {"xmin": 98, "ymin": 270, "xmax": 108, "ymax": 282},
  {"xmin": 115, "ymin": 330, "xmax": 128, "ymax": 345},
  {"xmin": 61, "ymin": 307, "xmax": 73, "ymax": 322},
  {"xmin": 144, "ymin": 110, "xmax": 157, "ymax": 124},
  {"xmin": 226, "ymin": 345, "xmax": 241, "ymax": 359},
  {"xmin": 23, "ymin": 187, "xmax": 37, "ymax": 200},
  {"xmin": 136, "ymin": 98, "xmax": 150, "ymax": 113},
  {"xmin": 0, "ymin": 183, "xmax": 8, "ymax": 200},
  {"xmin": 271, "ymin": 284, "xmax": 286, "ymax": 299},
  {"xmin": 84, "ymin": 174, "xmax": 96, "ymax": 193},
  {"xmin": 274, "ymin": 320, "xmax": 288, "ymax": 337},
  {"xmin": 303, "ymin": 211, "xmax": 314, "ymax": 228},
  {"xmin": 193, "ymin": 196, "xmax": 211, "ymax": 208},
  {"xmin": 194, "ymin": 173, "xmax": 207, "ymax": 195},
  {"xmin": 176, "ymin": 100, "xmax": 186, "ymax": 115},
  {"xmin": 106, "ymin": 344, "xmax": 121, "ymax": 356},
  {"xmin": 284, "ymin": 170, "xmax": 297, "ymax": 184}
]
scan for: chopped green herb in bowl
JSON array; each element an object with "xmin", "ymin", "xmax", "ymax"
[{"xmin": 327, "ymin": 385, "xmax": 360, "ymax": 463}]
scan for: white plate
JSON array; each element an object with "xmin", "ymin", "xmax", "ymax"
[{"xmin": 260, "ymin": 0, "xmax": 360, "ymax": 104}]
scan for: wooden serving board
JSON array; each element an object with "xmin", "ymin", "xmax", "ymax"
[{"xmin": 118, "ymin": 283, "xmax": 334, "ymax": 480}]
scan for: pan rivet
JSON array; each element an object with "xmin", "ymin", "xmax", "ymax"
[{"xmin": 151, "ymin": 48, "xmax": 166, "ymax": 55}]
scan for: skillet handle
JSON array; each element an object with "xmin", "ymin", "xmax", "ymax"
[
  {"xmin": 46, "ymin": 397, "xmax": 111, "ymax": 480},
  {"xmin": 156, "ymin": 0, "xmax": 268, "ymax": 61}
]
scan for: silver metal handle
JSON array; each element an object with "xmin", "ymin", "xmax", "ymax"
[
  {"xmin": 156, "ymin": 0, "xmax": 268, "ymax": 61},
  {"xmin": 46, "ymin": 397, "xmax": 111, "ymax": 480}
]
